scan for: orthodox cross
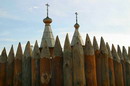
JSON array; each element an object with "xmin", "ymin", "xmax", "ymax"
[
  {"xmin": 75, "ymin": 12, "xmax": 78, "ymax": 23},
  {"xmin": 46, "ymin": 3, "xmax": 49, "ymax": 17}
]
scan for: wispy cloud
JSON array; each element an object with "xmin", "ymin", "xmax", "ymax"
[
  {"xmin": 0, "ymin": 9, "xmax": 24, "ymax": 20},
  {"xmin": 28, "ymin": 6, "xmax": 39, "ymax": 12}
]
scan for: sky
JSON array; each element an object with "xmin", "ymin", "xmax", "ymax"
[{"xmin": 0, "ymin": 0, "xmax": 130, "ymax": 54}]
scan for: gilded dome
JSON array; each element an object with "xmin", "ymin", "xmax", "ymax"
[
  {"xmin": 43, "ymin": 17, "xmax": 52, "ymax": 24},
  {"xmin": 74, "ymin": 23, "xmax": 80, "ymax": 29}
]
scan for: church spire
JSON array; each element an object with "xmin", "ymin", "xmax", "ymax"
[
  {"xmin": 71, "ymin": 12, "xmax": 84, "ymax": 46},
  {"xmin": 40, "ymin": 4, "xmax": 55, "ymax": 48}
]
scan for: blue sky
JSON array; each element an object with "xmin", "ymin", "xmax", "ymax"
[{"xmin": 0, "ymin": 0, "xmax": 130, "ymax": 54}]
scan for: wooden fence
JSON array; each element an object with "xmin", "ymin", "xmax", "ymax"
[{"xmin": 0, "ymin": 34, "xmax": 130, "ymax": 86}]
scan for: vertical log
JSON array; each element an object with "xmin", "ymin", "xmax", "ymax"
[
  {"xmin": 84, "ymin": 34, "xmax": 97, "ymax": 86},
  {"xmin": 106, "ymin": 43, "xmax": 115, "ymax": 86},
  {"xmin": 0, "ymin": 48, "xmax": 7, "ymax": 86},
  {"xmin": 40, "ymin": 40, "xmax": 51, "ymax": 86},
  {"xmin": 127, "ymin": 47, "xmax": 130, "ymax": 86},
  {"xmin": 22, "ymin": 41, "xmax": 32, "ymax": 86},
  {"xmin": 100, "ymin": 37, "xmax": 109, "ymax": 86},
  {"xmin": 63, "ymin": 34, "xmax": 72, "ymax": 86},
  {"xmin": 6, "ymin": 45, "xmax": 15, "ymax": 86},
  {"xmin": 52, "ymin": 36, "xmax": 63, "ymax": 86},
  {"xmin": 32, "ymin": 40, "xmax": 40, "ymax": 86},
  {"xmin": 112, "ymin": 44, "xmax": 124, "ymax": 86},
  {"xmin": 72, "ymin": 37, "xmax": 86, "ymax": 86},
  {"xmin": 123, "ymin": 46, "xmax": 130, "ymax": 86},
  {"xmin": 93, "ymin": 36, "xmax": 101, "ymax": 86},
  {"xmin": 14, "ymin": 43, "xmax": 22, "ymax": 86},
  {"xmin": 118, "ymin": 45, "xmax": 126, "ymax": 86}
]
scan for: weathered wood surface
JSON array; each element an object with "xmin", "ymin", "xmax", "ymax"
[
  {"xmin": 72, "ymin": 37, "xmax": 86, "ymax": 86},
  {"xmin": 112, "ymin": 45, "xmax": 124, "ymax": 86},
  {"xmin": 99, "ymin": 37, "xmax": 109, "ymax": 86},
  {"xmin": 22, "ymin": 41, "xmax": 32, "ymax": 86},
  {"xmin": 52, "ymin": 36, "xmax": 63, "ymax": 86},
  {"xmin": 127, "ymin": 47, "xmax": 130, "ymax": 86},
  {"xmin": 93, "ymin": 36, "xmax": 101, "ymax": 86},
  {"xmin": 106, "ymin": 43, "xmax": 115, "ymax": 86},
  {"xmin": 40, "ymin": 40, "xmax": 51, "ymax": 86},
  {"xmin": 123, "ymin": 46, "xmax": 130, "ymax": 86},
  {"xmin": 1, "ymin": 34, "xmax": 130, "ymax": 86},
  {"xmin": 0, "ymin": 48, "xmax": 7, "ymax": 86},
  {"xmin": 84, "ymin": 34, "xmax": 97, "ymax": 86},
  {"xmin": 32, "ymin": 41, "xmax": 40, "ymax": 86},
  {"xmin": 118, "ymin": 45, "xmax": 126, "ymax": 86},
  {"xmin": 14, "ymin": 43, "xmax": 22, "ymax": 86},
  {"xmin": 63, "ymin": 34, "xmax": 72, "ymax": 86},
  {"xmin": 6, "ymin": 45, "xmax": 15, "ymax": 86}
]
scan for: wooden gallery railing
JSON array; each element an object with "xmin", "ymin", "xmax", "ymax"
[{"xmin": 0, "ymin": 34, "xmax": 130, "ymax": 86}]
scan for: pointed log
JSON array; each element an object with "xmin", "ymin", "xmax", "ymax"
[
  {"xmin": 100, "ymin": 37, "xmax": 108, "ymax": 54},
  {"xmin": 93, "ymin": 36, "xmax": 99, "ymax": 52},
  {"xmin": 127, "ymin": 47, "xmax": 130, "ymax": 86},
  {"xmin": 123, "ymin": 46, "xmax": 130, "ymax": 86},
  {"xmin": 112, "ymin": 44, "xmax": 124, "ymax": 86},
  {"xmin": 22, "ymin": 41, "xmax": 32, "ymax": 86},
  {"xmin": 51, "ymin": 36, "xmax": 63, "ymax": 86},
  {"xmin": 85, "ymin": 34, "xmax": 94, "ymax": 55},
  {"xmin": 117, "ymin": 45, "xmax": 124, "ymax": 60},
  {"xmin": 54, "ymin": 36, "xmax": 62, "ymax": 57},
  {"xmin": 128, "ymin": 47, "xmax": 130, "ymax": 61},
  {"xmin": 63, "ymin": 34, "xmax": 72, "ymax": 86},
  {"xmin": 112, "ymin": 45, "xmax": 120, "ymax": 62},
  {"xmin": 0, "ymin": 48, "xmax": 7, "ymax": 63},
  {"xmin": 106, "ymin": 43, "xmax": 115, "ymax": 86},
  {"xmin": 6, "ymin": 45, "xmax": 15, "ymax": 86},
  {"xmin": 15, "ymin": 43, "xmax": 23, "ymax": 60},
  {"xmin": 72, "ymin": 36, "xmax": 86, "ymax": 86},
  {"xmin": 14, "ymin": 43, "xmax": 22, "ymax": 86},
  {"xmin": 0, "ymin": 48, "xmax": 7, "ymax": 86},
  {"xmin": 32, "ymin": 41, "xmax": 40, "ymax": 86},
  {"xmin": 123, "ymin": 46, "xmax": 129, "ymax": 63},
  {"xmin": 93, "ymin": 36, "xmax": 101, "ymax": 86},
  {"xmin": 84, "ymin": 34, "xmax": 97, "ymax": 86},
  {"xmin": 100, "ymin": 37, "xmax": 110, "ymax": 86},
  {"xmin": 8, "ymin": 45, "xmax": 15, "ymax": 63},
  {"xmin": 117, "ymin": 45, "xmax": 126, "ymax": 85},
  {"xmin": 40, "ymin": 40, "xmax": 51, "ymax": 86},
  {"xmin": 106, "ymin": 43, "xmax": 112, "ymax": 59}
]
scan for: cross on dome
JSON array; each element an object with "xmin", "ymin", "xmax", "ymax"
[
  {"xmin": 46, "ymin": 3, "xmax": 49, "ymax": 17},
  {"xmin": 74, "ymin": 12, "xmax": 80, "ymax": 29},
  {"xmin": 75, "ymin": 12, "xmax": 78, "ymax": 23},
  {"xmin": 43, "ymin": 3, "xmax": 52, "ymax": 24}
]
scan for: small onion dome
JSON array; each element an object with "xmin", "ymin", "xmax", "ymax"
[
  {"xmin": 43, "ymin": 17, "xmax": 52, "ymax": 24},
  {"xmin": 74, "ymin": 23, "xmax": 80, "ymax": 29}
]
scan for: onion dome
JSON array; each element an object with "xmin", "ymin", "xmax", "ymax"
[
  {"xmin": 43, "ymin": 17, "xmax": 52, "ymax": 24},
  {"xmin": 74, "ymin": 23, "xmax": 80, "ymax": 29}
]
